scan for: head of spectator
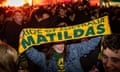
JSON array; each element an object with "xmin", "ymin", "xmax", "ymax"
[
  {"xmin": 42, "ymin": 41, "xmax": 68, "ymax": 67},
  {"xmin": 50, "ymin": 6, "xmax": 57, "ymax": 15},
  {"xmin": 0, "ymin": 8, "xmax": 5, "ymax": 38},
  {"xmin": 58, "ymin": 7, "xmax": 67, "ymax": 18},
  {"xmin": 0, "ymin": 41, "xmax": 18, "ymax": 72},
  {"xmin": 31, "ymin": 8, "xmax": 51, "ymax": 23},
  {"xmin": 0, "ymin": 7, "xmax": 5, "ymax": 23},
  {"xmin": 12, "ymin": 9, "xmax": 24, "ymax": 25},
  {"xmin": 42, "ymin": 10, "xmax": 51, "ymax": 20},
  {"xmin": 102, "ymin": 34, "xmax": 120, "ymax": 72}
]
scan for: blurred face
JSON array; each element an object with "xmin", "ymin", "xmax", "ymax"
[
  {"xmin": 13, "ymin": 11, "xmax": 24, "ymax": 24},
  {"xmin": 0, "ymin": 14, "xmax": 4, "ymax": 21},
  {"xmin": 102, "ymin": 48, "xmax": 120, "ymax": 72},
  {"xmin": 59, "ymin": 9, "xmax": 66, "ymax": 16},
  {"xmin": 52, "ymin": 43, "xmax": 65, "ymax": 54},
  {"xmin": 42, "ymin": 13, "xmax": 50, "ymax": 20}
]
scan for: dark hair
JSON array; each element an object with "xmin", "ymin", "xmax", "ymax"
[
  {"xmin": 0, "ymin": 7, "xmax": 6, "ymax": 21},
  {"xmin": 12, "ymin": 9, "xmax": 24, "ymax": 16},
  {"xmin": 102, "ymin": 34, "xmax": 120, "ymax": 51},
  {"xmin": 0, "ymin": 41, "xmax": 18, "ymax": 72},
  {"xmin": 35, "ymin": 8, "xmax": 51, "ymax": 17},
  {"xmin": 0, "ymin": 7, "xmax": 5, "ymax": 16},
  {"xmin": 43, "ymin": 42, "xmax": 68, "ymax": 63}
]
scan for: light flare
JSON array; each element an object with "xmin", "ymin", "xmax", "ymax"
[
  {"xmin": 0, "ymin": 0, "xmax": 32, "ymax": 7},
  {"xmin": 6, "ymin": 0, "xmax": 24, "ymax": 7}
]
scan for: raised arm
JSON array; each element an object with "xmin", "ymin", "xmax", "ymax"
[
  {"xmin": 69, "ymin": 37, "xmax": 101, "ymax": 57},
  {"xmin": 25, "ymin": 47, "xmax": 46, "ymax": 67}
]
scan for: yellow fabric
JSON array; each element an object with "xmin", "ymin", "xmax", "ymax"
[
  {"xmin": 57, "ymin": 57, "xmax": 65, "ymax": 72},
  {"xmin": 19, "ymin": 16, "xmax": 111, "ymax": 54}
]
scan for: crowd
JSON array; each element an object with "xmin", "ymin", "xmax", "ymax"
[{"xmin": 0, "ymin": 2, "xmax": 120, "ymax": 72}]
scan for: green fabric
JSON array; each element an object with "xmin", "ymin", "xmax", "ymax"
[
  {"xmin": 53, "ymin": 52, "xmax": 65, "ymax": 72},
  {"xmin": 53, "ymin": 52, "xmax": 63, "ymax": 61}
]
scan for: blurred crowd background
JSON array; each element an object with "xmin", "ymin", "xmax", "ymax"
[{"xmin": 0, "ymin": 0, "xmax": 120, "ymax": 72}]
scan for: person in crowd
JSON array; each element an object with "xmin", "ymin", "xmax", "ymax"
[
  {"xmin": 66, "ymin": 7, "xmax": 76, "ymax": 23},
  {"xmin": 0, "ymin": 7, "xmax": 6, "ymax": 25},
  {"xmin": 27, "ymin": 8, "xmax": 57, "ymax": 28},
  {"xmin": 24, "ymin": 36, "xmax": 101, "ymax": 72},
  {"xmin": 0, "ymin": 7, "xmax": 6, "ymax": 40},
  {"xmin": 101, "ymin": 34, "xmax": 120, "ymax": 72},
  {"xmin": 0, "ymin": 40, "xmax": 18, "ymax": 72},
  {"xmin": 3, "ymin": 9, "xmax": 25, "ymax": 51},
  {"xmin": 89, "ymin": 34, "xmax": 120, "ymax": 72},
  {"xmin": 56, "ymin": 7, "xmax": 73, "ymax": 26},
  {"xmin": 90, "ymin": 8, "xmax": 100, "ymax": 20},
  {"xmin": 74, "ymin": 5, "xmax": 90, "ymax": 24}
]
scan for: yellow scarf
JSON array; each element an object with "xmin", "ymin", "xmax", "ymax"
[
  {"xmin": 53, "ymin": 52, "xmax": 65, "ymax": 72},
  {"xmin": 57, "ymin": 57, "xmax": 65, "ymax": 72}
]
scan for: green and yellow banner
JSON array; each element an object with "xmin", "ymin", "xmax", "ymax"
[{"xmin": 19, "ymin": 16, "xmax": 111, "ymax": 54}]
